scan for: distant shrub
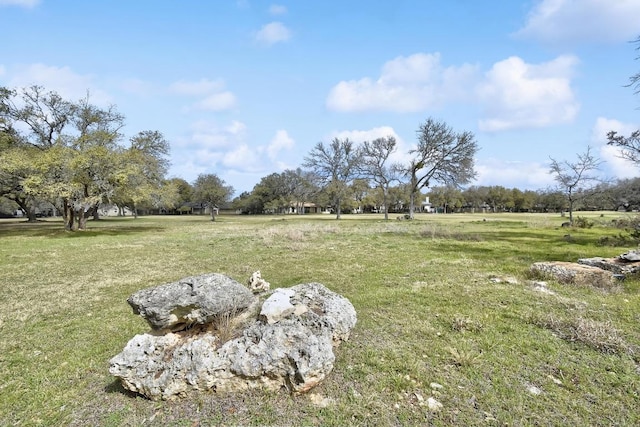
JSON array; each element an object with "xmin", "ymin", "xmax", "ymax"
[
  {"xmin": 600, "ymin": 214, "xmax": 640, "ymax": 246},
  {"xmin": 573, "ymin": 216, "xmax": 594, "ymax": 229}
]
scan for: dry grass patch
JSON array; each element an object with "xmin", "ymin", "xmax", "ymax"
[{"xmin": 529, "ymin": 314, "xmax": 635, "ymax": 356}]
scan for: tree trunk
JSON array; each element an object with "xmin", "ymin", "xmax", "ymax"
[
  {"xmin": 64, "ymin": 202, "xmax": 76, "ymax": 231},
  {"xmin": 335, "ymin": 199, "xmax": 341, "ymax": 220},
  {"xmin": 133, "ymin": 203, "xmax": 139, "ymax": 219},
  {"xmin": 568, "ymin": 199, "xmax": 574, "ymax": 224},
  {"xmin": 383, "ymin": 190, "xmax": 389, "ymax": 221},
  {"xmin": 92, "ymin": 203, "xmax": 100, "ymax": 220},
  {"xmin": 77, "ymin": 208, "xmax": 88, "ymax": 230},
  {"xmin": 13, "ymin": 197, "xmax": 37, "ymax": 222},
  {"xmin": 409, "ymin": 190, "xmax": 416, "ymax": 220},
  {"xmin": 210, "ymin": 206, "xmax": 216, "ymax": 221}
]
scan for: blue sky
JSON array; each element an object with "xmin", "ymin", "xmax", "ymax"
[{"xmin": 2, "ymin": 0, "xmax": 640, "ymax": 195}]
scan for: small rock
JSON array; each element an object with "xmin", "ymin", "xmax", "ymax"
[
  {"xmin": 430, "ymin": 382, "xmax": 444, "ymax": 390},
  {"xmin": 530, "ymin": 281, "xmax": 556, "ymax": 295},
  {"xmin": 547, "ymin": 374, "xmax": 562, "ymax": 385},
  {"xmin": 427, "ymin": 397, "xmax": 443, "ymax": 412},
  {"xmin": 620, "ymin": 250, "xmax": 640, "ymax": 262},
  {"xmin": 527, "ymin": 385, "xmax": 542, "ymax": 395},
  {"xmin": 248, "ymin": 270, "xmax": 270, "ymax": 294},
  {"xmin": 308, "ymin": 393, "xmax": 334, "ymax": 408}
]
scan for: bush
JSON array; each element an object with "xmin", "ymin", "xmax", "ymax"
[{"xmin": 574, "ymin": 216, "xmax": 594, "ymax": 229}]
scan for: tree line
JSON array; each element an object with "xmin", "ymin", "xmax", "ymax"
[{"xmin": 2, "ymin": 81, "xmax": 640, "ymax": 230}]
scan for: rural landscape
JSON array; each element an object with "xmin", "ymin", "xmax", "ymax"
[
  {"xmin": 1, "ymin": 211, "xmax": 639, "ymax": 426},
  {"xmin": 3, "ymin": 1, "xmax": 640, "ymax": 425}
]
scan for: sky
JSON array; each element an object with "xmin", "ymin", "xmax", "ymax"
[{"xmin": 2, "ymin": 0, "xmax": 640, "ymax": 196}]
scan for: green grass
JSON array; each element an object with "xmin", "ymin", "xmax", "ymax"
[{"xmin": 1, "ymin": 212, "xmax": 639, "ymax": 426}]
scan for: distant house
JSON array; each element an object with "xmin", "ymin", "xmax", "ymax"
[
  {"xmin": 421, "ymin": 197, "xmax": 434, "ymax": 213},
  {"xmin": 288, "ymin": 201, "xmax": 322, "ymax": 214}
]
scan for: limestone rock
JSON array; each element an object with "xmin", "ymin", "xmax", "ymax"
[
  {"xmin": 260, "ymin": 288, "xmax": 296, "ymax": 324},
  {"xmin": 248, "ymin": 270, "xmax": 270, "ymax": 294},
  {"xmin": 530, "ymin": 261, "xmax": 617, "ymax": 289},
  {"xmin": 620, "ymin": 250, "xmax": 640, "ymax": 262},
  {"xmin": 127, "ymin": 273, "xmax": 256, "ymax": 331},
  {"xmin": 577, "ymin": 257, "xmax": 640, "ymax": 276},
  {"xmin": 110, "ymin": 281, "xmax": 357, "ymax": 400}
]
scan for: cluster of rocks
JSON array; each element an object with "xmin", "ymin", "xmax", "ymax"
[
  {"xmin": 530, "ymin": 249, "xmax": 640, "ymax": 289},
  {"xmin": 109, "ymin": 272, "xmax": 357, "ymax": 400}
]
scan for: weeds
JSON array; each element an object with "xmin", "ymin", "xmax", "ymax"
[{"xmin": 529, "ymin": 314, "xmax": 633, "ymax": 356}]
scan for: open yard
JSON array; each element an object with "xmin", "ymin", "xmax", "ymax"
[{"xmin": 1, "ymin": 212, "xmax": 639, "ymax": 426}]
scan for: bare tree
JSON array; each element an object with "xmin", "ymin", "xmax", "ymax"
[
  {"xmin": 549, "ymin": 146, "xmax": 603, "ymax": 225},
  {"xmin": 302, "ymin": 138, "xmax": 362, "ymax": 219},
  {"xmin": 404, "ymin": 118, "xmax": 478, "ymax": 219},
  {"xmin": 606, "ymin": 37, "xmax": 640, "ymax": 166},
  {"xmin": 607, "ymin": 130, "xmax": 640, "ymax": 165},
  {"xmin": 627, "ymin": 36, "xmax": 640, "ymax": 95},
  {"xmin": 360, "ymin": 136, "xmax": 402, "ymax": 220}
]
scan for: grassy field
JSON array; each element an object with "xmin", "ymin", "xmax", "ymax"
[{"xmin": 0, "ymin": 212, "xmax": 639, "ymax": 426}]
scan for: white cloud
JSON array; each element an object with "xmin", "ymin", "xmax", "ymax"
[
  {"xmin": 269, "ymin": 4, "xmax": 287, "ymax": 15},
  {"xmin": 331, "ymin": 126, "xmax": 405, "ymax": 146},
  {"xmin": 591, "ymin": 117, "xmax": 638, "ymax": 179},
  {"xmin": 516, "ymin": 0, "xmax": 640, "ymax": 44},
  {"xmin": 326, "ymin": 53, "xmax": 478, "ymax": 113},
  {"xmin": 223, "ymin": 144, "xmax": 264, "ymax": 172},
  {"xmin": 255, "ymin": 21, "xmax": 292, "ymax": 45},
  {"xmin": 169, "ymin": 78, "xmax": 237, "ymax": 112},
  {"xmin": 169, "ymin": 78, "xmax": 225, "ymax": 96},
  {"xmin": 226, "ymin": 120, "xmax": 247, "ymax": 136},
  {"xmin": 196, "ymin": 91, "xmax": 237, "ymax": 111},
  {"xmin": 174, "ymin": 120, "xmax": 279, "ymax": 176},
  {"xmin": 185, "ymin": 119, "xmax": 246, "ymax": 149},
  {"xmin": 6, "ymin": 63, "xmax": 113, "ymax": 105},
  {"xmin": 267, "ymin": 130, "xmax": 295, "ymax": 160},
  {"xmin": 475, "ymin": 158, "xmax": 555, "ymax": 190},
  {"xmin": 476, "ymin": 55, "xmax": 579, "ymax": 132},
  {"xmin": 0, "ymin": 0, "xmax": 39, "ymax": 7}
]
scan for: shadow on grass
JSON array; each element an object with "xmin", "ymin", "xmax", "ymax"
[
  {"xmin": 0, "ymin": 219, "xmax": 165, "ymax": 238},
  {"xmin": 104, "ymin": 379, "xmax": 142, "ymax": 399}
]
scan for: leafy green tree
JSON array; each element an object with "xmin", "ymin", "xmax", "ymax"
[
  {"xmin": 1, "ymin": 86, "xmax": 171, "ymax": 229},
  {"xmin": 403, "ymin": 118, "xmax": 478, "ymax": 219},
  {"xmin": 350, "ymin": 178, "xmax": 370, "ymax": 213},
  {"xmin": 0, "ymin": 86, "xmax": 74, "ymax": 222},
  {"xmin": 113, "ymin": 131, "xmax": 170, "ymax": 218},
  {"xmin": 303, "ymin": 138, "xmax": 362, "ymax": 219},
  {"xmin": 486, "ymin": 186, "xmax": 511, "ymax": 213},
  {"xmin": 192, "ymin": 173, "xmax": 234, "ymax": 221},
  {"xmin": 232, "ymin": 191, "xmax": 259, "ymax": 214},
  {"xmin": 462, "ymin": 186, "xmax": 489, "ymax": 213},
  {"xmin": 167, "ymin": 177, "xmax": 194, "ymax": 210},
  {"xmin": 428, "ymin": 185, "xmax": 463, "ymax": 213},
  {"xmin": 287, "ymin": 168, "xmax": 318, "ymax": 215},
  {"xmin": 512, "ymin": 188, "xmax": 538, "ymax": 212}
]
